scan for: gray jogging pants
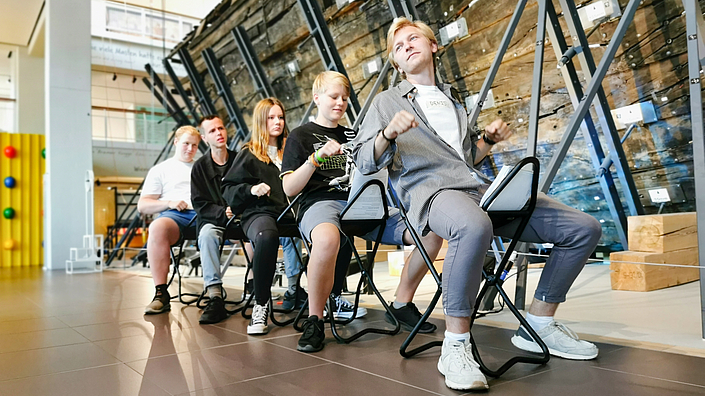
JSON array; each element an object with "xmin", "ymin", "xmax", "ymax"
[{"xmin": 427, "ymin": 190, "xmax": 602, "ymax": 317}]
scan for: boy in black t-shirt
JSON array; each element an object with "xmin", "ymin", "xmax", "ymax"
[{"xmin": 281, "ymin": 71, "xmax": 443, "ymax": 353}]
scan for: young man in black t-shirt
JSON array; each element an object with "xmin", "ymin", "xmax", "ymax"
[{"xmin": 281, "ymin": 71, "xmax": 443, "ymax": 353}]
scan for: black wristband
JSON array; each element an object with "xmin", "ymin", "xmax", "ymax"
[
  {"xmin": 482, "ymin": 134, "xmax": 497, "ymax": 145},
  {"xmin": 381, "ymin": 130, "xmax": 395, "ymax": 143}
]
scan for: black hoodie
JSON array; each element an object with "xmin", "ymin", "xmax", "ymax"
[
  {"xmin": 221, "ymin": 148, "xmax": 293, "ymax": 230},
  {"xmin": 190, "ymin": 148, "xmax": 236, "ymax": 232}
]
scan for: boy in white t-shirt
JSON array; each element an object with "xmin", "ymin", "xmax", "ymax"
[{"xmin": 139, "ymin": 126, "xmax": 201, "ymax": 314}]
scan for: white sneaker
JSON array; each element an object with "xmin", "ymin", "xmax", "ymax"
[
  {"xmin": 437, "ymin": 339, "xmax": 488, "ymax": 391},
  {"xmin": 247, "ymin": 302, "xmax": 270, "ymax": 335},
  {"xmin": 511, "ymin": 321, "xmax": 598, "ymax": 360},
  {"xmin": 326, "ymin": 294, "xmax": 367, "ymax": 320}
]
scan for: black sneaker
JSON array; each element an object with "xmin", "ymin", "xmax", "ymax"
[
  {"xmin": 199, "ymin": 296, "xmax": 229, "ymax": 324},
  {"xmin": 297, "ymin": 315, "xmax": 325, "ymax": 352},
  {"xmin": 385, "ymin": 302, "xmax": 437, "ymax": 333},
  {"xmin": 247, "ymin": 302, "xmax": 270, "ymax": 335},
  {"xmin": 282, "ymin": 288, "xmax": 308, "ymax": 310}
]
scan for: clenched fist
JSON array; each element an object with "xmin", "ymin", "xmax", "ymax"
[
  {"xmin": 484, "ymin": 119, "xmax": 512, "ymax": 143},
  {"xmin": 383, "ymin": 110, "xmax": 419, "ymax": 140},
  {"xmin": 317, "ymin": 139, "xmax": 343, "ymax": 159},
  {"xmin": 251, "ymin": 183, "xmax": 271, "ymax": 197}
]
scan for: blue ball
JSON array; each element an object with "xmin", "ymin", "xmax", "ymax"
[{"xmin": 3, "ymin": 176, "xmax": 15, "ymax": 188}]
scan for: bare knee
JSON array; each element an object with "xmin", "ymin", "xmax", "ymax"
[
  {"xmin": 310, "ymin": 224, "xmax": 340, "ymax": 259},
  {"xmin": 421, "ymin": 232, "xmax": 444, "ymax": 256},
  {"xmin": 148, "ymin": 219, "xmax": 180, "ymax": 247}
]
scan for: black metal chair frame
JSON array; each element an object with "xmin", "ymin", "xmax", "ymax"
[
  {"xmin": 287, "ymin": 179, "xmax": 401, "ymax": 343},
  {"xmin": 167, "ymin": 216, "xmax": 251, "ymax": 310},
  {"xmin": 390, "ymin": 157, "xmax": 550, "ymax": 378},
  {"xmin": 239, "ymin": 218, "xmax": 308, "ymax": 327}
]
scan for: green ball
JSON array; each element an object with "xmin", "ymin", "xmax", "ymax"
[
  {"xmin": 41, "ymin": 148, "xmax": 46, "ymax": 159},
  {"xmin": 3, "ymin": 208, "xmax": 15, "ymax": 219}
]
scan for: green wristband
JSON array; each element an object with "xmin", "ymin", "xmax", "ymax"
[{"xmin": 315, "ymin": 150, "xmax": 326, "ymax": 163}]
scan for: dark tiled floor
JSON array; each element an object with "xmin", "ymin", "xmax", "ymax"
[{"xmin": 1, "ymin": 268, "xmax": 705, "ymax": 395}]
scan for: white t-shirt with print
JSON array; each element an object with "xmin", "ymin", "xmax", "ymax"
[
  {"xmin": 413, "ymin": 84, "xmax": 463, "ymax": 159},
  {"xmin": 141, "ymin": 156, "xmax": 194, "ymax": 209}
]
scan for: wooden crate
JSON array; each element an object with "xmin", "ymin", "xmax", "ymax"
[
  {"xmin": 610, "ymin": 248, "xmax": 700, "ymax": 292},
  {"xmin": 353, "ymin": 237, "xmax": 395, "ymax": 263},
  {"xmin": 627, "ymin": 213, "xmax": 697, "ymax": 253}
]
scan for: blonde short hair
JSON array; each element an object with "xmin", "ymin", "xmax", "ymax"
[
  {"xmin": 386, "ymin": 17, "xmax": 437, "ymax": 71},
  {"xmin": 174, "ymin": 125, "xmax": 202, "ymax": 142},
  {"xmin": 312, "ymin": 71, "xmax": 350, "ymax": 97}
]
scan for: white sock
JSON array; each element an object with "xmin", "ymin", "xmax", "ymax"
[
  {"xmin": 444, "ymin": 330, "xmax": 470, "ymax": 344},
  {"xmin": 393, "ymin": 300, "xmax": 407, "ymax": 309},
  {"xmin": 526, "ymin": 313, "xmax": 553, "ymax": 331}
]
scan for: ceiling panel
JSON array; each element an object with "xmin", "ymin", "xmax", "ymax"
[{"xmin": 0, "ymin": 0, "xmax": 44, "ymax": 46}]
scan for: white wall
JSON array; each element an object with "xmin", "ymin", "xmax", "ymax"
[
  {"xmin": 0, "ymin": 44, "xmax": 16, "ymax": 132},
  {"xmin": 44, "ymin": 0, "xmax": 93, "ymax": 270},
  {"xmin": 17, "ymin": 46, "xmax": 45, "ymax": 134}
]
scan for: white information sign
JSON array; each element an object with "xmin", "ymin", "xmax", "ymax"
[
  {"xmin": 446, "ymin": 22, "xmax": 460, "ymax": 39},
  {"xmin": 648, "ymin": 188, "xmax": 671, "ymax": 203},
  {"xmin": 585, "ymin": 2, "xmax": 607, "ymax": 21}
]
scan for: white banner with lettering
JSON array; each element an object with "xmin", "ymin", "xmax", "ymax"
[{"xmin": 91, "ymin": 38, "xmax": 186, "ymax": 77}]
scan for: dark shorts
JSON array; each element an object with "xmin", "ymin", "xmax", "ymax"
[
  {"xmin": 156, "ymin": 209, "xmax": 197, "ymax": 232},
  {"xmin": 299, "ymin": 200, "xmax": 406, "ymax": 245}
]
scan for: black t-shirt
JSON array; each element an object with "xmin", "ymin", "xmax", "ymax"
[
  {"xmin": 281, "ymin": 122, "xmax": 357, "ymax": 217},
  {"xmin": 214, "ymin": 159, "xmax": 230, "ymax": 179}
]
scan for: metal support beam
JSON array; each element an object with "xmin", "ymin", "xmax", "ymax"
[
  {"xmin": 177, "ymin": 46, "xmax": 217, "ymax": 116},
  {"xmin": 142, "ymin": 76, "xmax": 190, "ymax": 127},
  {"xmin": 145, "ymin": 64, "xmax": 191, "ymax": 126},
  {"xmin": 232, "ymin": 26, "xmax": 276, "ymax": 99},
  {"xmin": 557, "ymin": 0, "xmax": 644, "ymax": 218},
  {"xmin": 298, "ymin": 99, "xmax": 317, "ymax": 127},
  {"xmin": 352, "ymin": 59, "xmax": 393, "ymax": 130},
  {"xmin": 681, "ymin": 0, "xmax": 705, "ymax": 339},
  {"xmin": 297, "ymin": 0, "xmax": 361, "ymax": 122},
  {"xmin": 468, "ymin": 0, "xmax": 529, "ymax": 130},
  {"xmin": 527, "ymin": 0, "xmax": 548, "ymax": 156},
  {"xmin": 388, "ymin": 0, "xmax": 419, "ymax": 21},
  {"xmin": 163, "ymin": 58, "xmax": 201, "ymax": 121},
  {"xmin": 201, "ymin": 47, "xmax": 250, "ymax": 150},
  {"xmin": 539, "ymin": 0, "xmax": 640, "ymax": 198},
  {"xmin": 545, "ymin": 0, "xmax": 628, "ymax": 247}
]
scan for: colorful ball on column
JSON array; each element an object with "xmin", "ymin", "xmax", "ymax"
[
  {"xmin": 3, "ymin": 146, "xmax": 17, "ymax": 158},
  {"xmin": 3, "ymin": 207, "xmax": 15, "ymax": 219},
  {"xmin": 4, "ymin": 176, "xmax": 16, "ymax": 188},
  {"xmin": 3, "ymin": 239, "xmax": 16, "ymax": 250},
  {"xmin": 41, "ymin": 148, "xmax": 46, "ymax": 159}
]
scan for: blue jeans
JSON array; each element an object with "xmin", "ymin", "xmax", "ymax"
[
  {"xmin": 199, "ymin": 223, "xmax": 224, "ymax": 289},
  {"xmin": 280, "ymin": 237, "xmax": 303, "ymax": 278}
]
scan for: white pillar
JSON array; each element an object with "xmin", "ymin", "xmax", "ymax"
[
  {"xmin": 44, "ymin": 0, "xmax": 92, "ymax": 270},
  {"xmin": 17, "ymin": 47, "xmax": 45, "ymax": 135}
]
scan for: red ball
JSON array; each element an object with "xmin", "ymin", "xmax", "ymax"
[{"xmin": 3, "ymin": 146, "xmax": 17, "ymax": 159}]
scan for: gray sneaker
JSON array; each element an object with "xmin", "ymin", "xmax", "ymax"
[
  {"xmin": 511, "ymin": 321, "xmax": 598, "ymax": 360},
  {"xmin": 144, "ymin": 296, "xmax": 170, "ymax": 315},
  {"xmin": 437, "ymin": 338, "xmax": 488, "ymax": 391}
]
